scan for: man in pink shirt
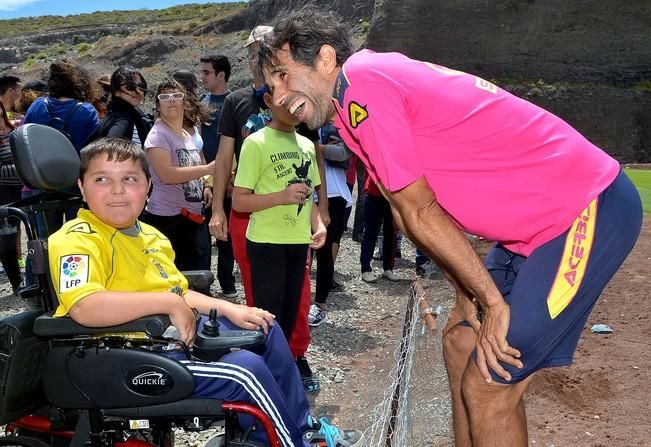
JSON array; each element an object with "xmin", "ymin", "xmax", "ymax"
[{"xmin": 258, "ymin": 9, "xmax": 643, "ymax": 447}]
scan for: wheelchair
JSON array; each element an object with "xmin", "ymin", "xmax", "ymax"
[{"xmin": 0, "ymin": 124, "xmax": 282, "ymax": 447}]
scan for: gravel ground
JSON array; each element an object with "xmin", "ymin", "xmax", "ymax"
[{"xmin": 0, "ymin": 207, "xmax": 458, "ymax": 446}]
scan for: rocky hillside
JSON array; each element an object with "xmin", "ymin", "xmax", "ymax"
[
  {"xmin": 366, "ymin": 0, "xmax": 651, "ymax": 162},
  {"xmin": 1, "ymin": 0, "xmax": 649, "ymax": 161}
]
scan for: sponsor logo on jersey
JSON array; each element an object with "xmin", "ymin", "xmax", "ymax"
[
  {"xmin": 348, "ymin": 101, "xmax": 368, "ymax": 128},
  {"xmin": 546, "ymin": 198, "xmax": 597, "ymax": 319},
  {"xmin": 59, "ymin": 254, "xmax": 89, "ymax": 292},
  {"xmin": 66, "ymin": 222, "xmax": 96, "ymax": 234},
  {"xmin": 152, "ymin": 259, "xmax": 168, "ymax": 278}
]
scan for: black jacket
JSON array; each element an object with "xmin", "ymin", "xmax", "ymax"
[{"xmin": 88, "ymin": 97, "xmax": 152, "ymax": 147}]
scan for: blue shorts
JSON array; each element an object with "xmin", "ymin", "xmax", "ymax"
[{"xmin": 471, "ymin": 170, "xmax": 642, "ymax": 383}]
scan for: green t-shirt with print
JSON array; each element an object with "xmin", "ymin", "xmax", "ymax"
[{"xmin": 235, "ymin": 126, "xmax": 321, "ymax": 244}]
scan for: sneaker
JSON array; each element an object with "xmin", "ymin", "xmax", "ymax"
[
  {"xmin": 308, "ymin": 304, "xmax": 327, "ymax": 327},
  {"xmin": 382, "ymin": 270, "xmax": 400, "ymax": 282},
  {"xmin": 296, "ymin": 356, "xmax": 320, "ymax": 393},
  {"xmin": 304, "ymin": 415, "xmax": 363, "ymax": 446},
  {"xmin": 329, "ymin": 279, "xmax": 343, "ymax": 291},
  {"xmin": 361, "ymin": 271, "xmax": 378, "ymax": 283},
  {"xmin": 221, "ymin": 289, "xmax": 238, "ymax": 299}
]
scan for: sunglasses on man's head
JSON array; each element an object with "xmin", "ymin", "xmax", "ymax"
[{"xmin": 157, "ymin": 92, "xmax": 185, "ymax": 102}]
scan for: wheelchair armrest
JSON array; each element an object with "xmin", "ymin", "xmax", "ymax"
[
  {"xmin": 182, "ymin": 270, "xmax": 214, "ymax": 291},
  {"xmin": 33, "ymin": 313, "xmax": 171, "ymax": 338}
]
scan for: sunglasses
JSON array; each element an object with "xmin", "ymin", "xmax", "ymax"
[
  {"xmin": 122, "ymin": 82, "xmax": 147, "ymax": 92},
  {"xmin": 157, "ymin": 92, "xmax": 185, "ymax": 102}
]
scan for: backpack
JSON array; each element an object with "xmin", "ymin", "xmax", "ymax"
[{"xmin": 43, "ymin": 97, "xmax": 83, "ymax": 142}]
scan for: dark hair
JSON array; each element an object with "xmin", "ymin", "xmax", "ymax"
[
  {"xmin": 265, "ymin": 8, "xmax": 354, "ymax": 69},
  {"xmin": 172, "ymin": 71, "xmax": 198, "ymax": 93},
  {"xmin": 171, "ymin": 71, "xmax": 211, "ymax": 128},
  {"xmin": 79, "ymin": 137, "xmax": 150, "ymax": 181},
  {"xmin": 200, "ymin": 54, "xmax": 231, "ymax": 82},
  {"xmin": 0, "ymin": 75, "xmax": 21, "ymax": 95},
  {"xmin": 1, "ymin": 101, "xmax": 14, "ymax": 130},
  {"xmin": 47, "ymin": 59, "xmax": 95, "ymax": 102},
  {"xmin": 109, "ymin": 66, "xmax": 147, "ymax": 96}
]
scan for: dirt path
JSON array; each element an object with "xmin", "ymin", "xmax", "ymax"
[{"xmin": 309, "ymin": 217, "xmax": 650, "ymax": 446}]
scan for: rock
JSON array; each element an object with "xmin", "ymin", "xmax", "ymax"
[{"xmin": 591, "ymin": 324, "xmax": 614, "ymax": 334}]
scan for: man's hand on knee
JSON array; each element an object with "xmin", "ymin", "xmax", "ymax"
[{"xmin": 474, "ymin": 302, "xmax": 523, "ymax": 383}]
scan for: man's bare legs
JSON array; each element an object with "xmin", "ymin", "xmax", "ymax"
[
  {"xmin": 443, "ymin": 310, "xmax": 475, "ymax": 447},
  {"xmin": 443, "ymin": 307, "xmax": 534, "ymax": 447},
  {"xmin": 461, "ymin": 361, "xmax": 533, "ymax": 447}
]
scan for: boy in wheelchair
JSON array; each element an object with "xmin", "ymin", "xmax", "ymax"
[{"xmin": 47, "ymin": 137, "xmax": 362, "ymax": 447}]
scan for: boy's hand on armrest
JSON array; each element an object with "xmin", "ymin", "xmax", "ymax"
[
  {"xmin": 168, "ymin": 296, "xmax": 197, "ymax": 345},
  {"xmin": 222, "ymin": 302, "xmax": 275, "ymax": 334},
  {"xmin": 67, "ymin": 291, "xmax": 197, "ymax": 344}
]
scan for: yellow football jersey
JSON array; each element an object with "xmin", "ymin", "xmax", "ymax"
[{"xmin": 49, "ymin": 209, "xmax": 189, "ymax": 318}]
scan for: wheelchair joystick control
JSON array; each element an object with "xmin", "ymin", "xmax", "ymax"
[
  {"xmin": 201, "ymin": 308, "xmax": 220, "ymax": 337},
  {"xmin": 191, "ymin": 308, "xmax": 265, "ymax": 363}
]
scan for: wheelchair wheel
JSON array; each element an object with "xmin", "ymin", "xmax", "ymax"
[{"xmin": 0, "ymin": 436, "xmax": 49, "ymax": 447}]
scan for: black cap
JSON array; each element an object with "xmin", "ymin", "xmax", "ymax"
[{"xmin": 22, "ymin": 80, "xmax": 48, "ymax": 93}]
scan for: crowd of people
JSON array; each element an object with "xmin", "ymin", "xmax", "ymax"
[
  {"xmin": 0, "ymin": 7, "xmax": 642, "ymax": 447},
  {"xmin": 0, "ymin": 22, "xmax": 416, "ymax": 447}
]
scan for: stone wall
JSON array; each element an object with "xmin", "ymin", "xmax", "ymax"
[{"xmin": 366, "ymin": 0, "xmax": 651, "ymax": 161}]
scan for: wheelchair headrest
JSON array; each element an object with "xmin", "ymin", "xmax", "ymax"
[{"xmin": 10, "ymin": 123, "xmax": 80, "ymax": 191}]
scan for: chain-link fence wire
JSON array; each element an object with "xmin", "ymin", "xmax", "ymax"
[{"xmin": 359, "ymin": 280, "xmax": 455, "ymax": 447}]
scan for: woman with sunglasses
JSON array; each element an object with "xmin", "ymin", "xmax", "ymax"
[
  {"xmin": 141, "ymin": 78, "xmax": 215, "ymax": 292},
  {"xmin": 90, "ymin": 66, "xmax": 152, "ymax": 148}
]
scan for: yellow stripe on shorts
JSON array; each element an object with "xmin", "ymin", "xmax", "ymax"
[{"xmin": 546, "ymin": 198, "xmax": 598, "ymax": 319}]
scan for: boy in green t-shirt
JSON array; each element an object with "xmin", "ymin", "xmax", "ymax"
[{"xmin": 232, "ymin": 90, "xmax": 326, "ymax": 343}]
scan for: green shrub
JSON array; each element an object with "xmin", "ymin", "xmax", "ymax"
[
  {"xmin": 76, "ymin": 43, "xmax": 92, "ymax": 55},
  {"xmin": 635, "ymin": 80, "xmax": 651, "ymax": 92}
]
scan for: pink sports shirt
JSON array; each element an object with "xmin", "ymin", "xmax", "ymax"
[{"xmin": 332, "ymin": 50, "xmax": 619, "ymax": 256}]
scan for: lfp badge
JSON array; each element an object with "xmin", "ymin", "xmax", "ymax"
[{"xmin": 59, "ymin": 254, "xmax": 89, "ymax": 292}]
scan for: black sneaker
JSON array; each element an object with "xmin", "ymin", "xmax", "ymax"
[
  {"xmin": 296, "ymin": 356, "xmax": 320, "ymax": 393},
  {"xmin": 308, "ymin": 304, "xmax": 327, "ymax": 327},
  {"xmin": 221, "ymin": 289, "xmax": 238, "ymax": 299}
]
